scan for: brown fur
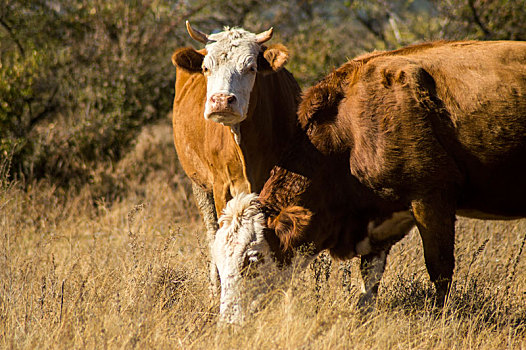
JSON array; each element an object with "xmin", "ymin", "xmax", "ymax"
[
  {"xmin": 258, "ymin": 40, "xmax": 526, "ymax": 296},
  {"xmin": 268, "ymin": 205, "xmax": 312, "ymax": 251},
  {"xmin": 297, "ymin": 61, "xmax": 362, "ymax": 129},
  {"xmin": 171, "ymin": 47, "xmax": 206, "ymax": 72},
  {"xmin": 260, "ymin": 44, "xmax": 289, "ymax": 72}
]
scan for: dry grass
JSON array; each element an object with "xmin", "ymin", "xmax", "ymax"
[{"xmin": 1, "ymin": 121, "xmax": 525, "ymax": 349}]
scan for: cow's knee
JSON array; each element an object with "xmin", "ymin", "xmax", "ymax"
[
  {"xmin": 191, "ymin": 183, "xmax": 220, "ymax": 298},
  {"xmin": 359, "ymin": 250, "xmax": 387, "ymax": 307}
]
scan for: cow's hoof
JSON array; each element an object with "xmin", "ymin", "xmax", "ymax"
[
  {"xmin": 357, "ymin": 292, "xmax": 376, "ymax": 314},
  {"xmin": 433, "ymin": 280, "xmax": 451, "ymax": 307}
]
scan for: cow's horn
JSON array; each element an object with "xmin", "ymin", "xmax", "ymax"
[
  {"xmin": 255, "ymin": 27, "xmax": 273, "ymax": 44},
  {"xmin": 186, "ymin": 21, "xmax": 209, "ymax": 44}
]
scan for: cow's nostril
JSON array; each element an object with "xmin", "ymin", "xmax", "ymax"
[{"xmin": 226, "ymin": 95, "xmax": 236, "ymax": 104}]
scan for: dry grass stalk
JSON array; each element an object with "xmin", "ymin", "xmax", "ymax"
[{"xmin": 0, "ymin": 122, "xmax": 525, "ymax": 349}]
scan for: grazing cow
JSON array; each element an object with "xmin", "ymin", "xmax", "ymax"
[
  {"xmin": 171, "ymin": 22, "xmax": 301, "ymax": 295},
  {"xmin": 213, "ymin": 40, "xmax": 526, "ymax": 322}
]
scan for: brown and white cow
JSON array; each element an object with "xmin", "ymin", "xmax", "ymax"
[
  {"xmin": 213, "ymin": 40, "xmax": 526, "ymax": 322},
  {"xmin": 171, "ymin": 23, "xmax": 301, "ymax": 295}
]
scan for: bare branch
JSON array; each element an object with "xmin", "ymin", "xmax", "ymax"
[
  {"xmin": 0, "ymin": 17, "xmax": 25, "ymax": 56},
  {"xmin": 355, "ymin": 14, "xmax": 389, "ymax": 48},
  {"xmin": 29, "ymin": 85, "xmax": 59, "ymax": 129},
  {"xmin": 467, "ymin": 0, "xmax": 491, "ymax": 38}
]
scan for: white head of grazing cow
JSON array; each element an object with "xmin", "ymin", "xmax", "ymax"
[
  {"xmin": 186, "ymin": 22, "xmax": 276, "ymax": 128},
  {"xmin": 212, "ymin": 193, "xmax": 276, "ymax": 323}
]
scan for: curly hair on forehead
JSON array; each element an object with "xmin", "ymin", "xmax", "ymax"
[{"xmin": 208, "ymin": 27, "xmax": 257, "ymax": 43}]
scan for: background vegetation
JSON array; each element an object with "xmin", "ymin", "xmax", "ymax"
[
  {"xmin": 2, "ymin": 0, "xmax": 526, "ymax": 193},
  {"xmin": 1, "ymin": 0, "xmax": 525, "ymax": 348}
]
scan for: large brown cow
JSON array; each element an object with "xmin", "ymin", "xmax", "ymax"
[
  {"xmin": 212, "ymin": 40, "xmax": 526, "ymax": 322},
  {"xmin": 171, "ymin": 23, "xmax": 301, "ymax": 295}
]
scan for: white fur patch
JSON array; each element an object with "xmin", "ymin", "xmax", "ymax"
[
  {"xmin": 214, "ymin": 193, "xmax": 275, "ymax": 323},
  {"xmin": 367, "ymin": 211, "xmax": 414, "ymax": 242},
  {"xmin": 217, "ymin": 193, "xmax": 265, "ymax": 248},
  {"xmin": 202, "ymin": 28, "xmax": 261, "ymax": 124},
  {"xmin": 356, "ymin": 237, "xmax": 372, "ymax": 256}
]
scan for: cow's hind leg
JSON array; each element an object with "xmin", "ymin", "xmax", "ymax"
[
  {"xmin": 411, "ymin": 191, "xmax": 456, "ymax": 304},
  {"xmin": 192, "ymin": 182, "xmax": 220, "ymax": 298}
]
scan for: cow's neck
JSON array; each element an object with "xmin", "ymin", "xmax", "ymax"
[
  {"xmin": 230, "ymin": 124, "xmax": 241, "ymax": 145},
  {"xmin": 234, "ymin": 71, "xmax": 300, "ymax": 193},
  {"xmin": 259, "ymin": 131, "xmax": 326, "ymax": 214}
]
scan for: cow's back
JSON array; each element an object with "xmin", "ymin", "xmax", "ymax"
[
  {"xmin": 334, "ymin": 41, "xmax": 526, "ymax": 216},
  {"xmin": 415, "ymin": 41, "xmax": 526, "ymax": 214}
]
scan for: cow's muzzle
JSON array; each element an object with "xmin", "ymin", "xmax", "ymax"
[{"xmin": 205, "ymin": 93, "xmax": 244, "ymax": 125}]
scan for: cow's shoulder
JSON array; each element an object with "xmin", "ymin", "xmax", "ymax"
[
  {"xmin": 297, "ymin": 51, "xmax": 440, "ymax": 156},
  {"xmin": 297, "ymin": 42, "xmax": 448, "ymax": 129},
  {"xmin": 297, "ymin": 61, "xmax": 362, "ymax": 129}
]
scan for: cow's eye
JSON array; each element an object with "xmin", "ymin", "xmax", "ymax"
[
  {"xmin": 242, "ymin": 249, "xmax": 263, "ymax": 278},
  {"xmin": 245, "ymin": 65, "xmax": 256, "ymax": 74},
  {"xmin": 203, "ymin": 66, "xmax": 209, "ymax": 73}
]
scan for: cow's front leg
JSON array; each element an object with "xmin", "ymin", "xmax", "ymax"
[
  {"xmin": 411, "ymin": 191, "xmax": 456, "ymax": 304},
  {"xmin": 192, "ymin": 182, "xmax": 220, "ymax": 298},
  {"xmin": 358, "ymin": 250, "xmax": 388, "ymax": 309},
  {"xmin": 357, "ymin": 210, "xmax": 415, "ymax": 307}
]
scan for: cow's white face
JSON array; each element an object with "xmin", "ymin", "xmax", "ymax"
[
  {"xmin": 182, "ymin": 22, "xmax": 288, "ymax": 133},
  {"xmin": 212, "ymin": 193, "xmax": 275, "ymax": 324},
  {"xmin": 202, "ymin": 29, "xmax": 261, "ymax": 126}
]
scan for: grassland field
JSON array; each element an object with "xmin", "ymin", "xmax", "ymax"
[{"xmin": 1, "ymin": 120, "xmax": 525, "ymax": 349}]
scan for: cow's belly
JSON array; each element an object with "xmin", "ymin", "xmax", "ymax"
[
  {"xmin": 456, "ymin": 209, "xmax": 525, "ymax": 221},
  {"xmin": 456, "ymin": 184, "xmax": 526, "ymax": 219},
  {"xmin": 453, "ymin": 153, "xmax": 526, "ymax": 219}
]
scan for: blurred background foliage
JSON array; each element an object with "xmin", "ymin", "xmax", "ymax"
[{"xmin": 1, "ymin": 0, "xmax": 525, "ymax": 200}]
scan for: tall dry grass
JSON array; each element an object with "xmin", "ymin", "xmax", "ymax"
[{"xmin": 1, "ymin": 121, "xmax": 525, "ymax": 349}]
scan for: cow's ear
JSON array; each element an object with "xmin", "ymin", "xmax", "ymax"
[
  {"xmin": 171, "ymin": 47, "xmax": 206, "ymax": 72},
  {"xmin": 268, "ymin": 205, "xmax": 311, "ymax": 251},
  {"xmin": 258, "ymin": 44, "xmax": 289, "ymax": 73}
]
